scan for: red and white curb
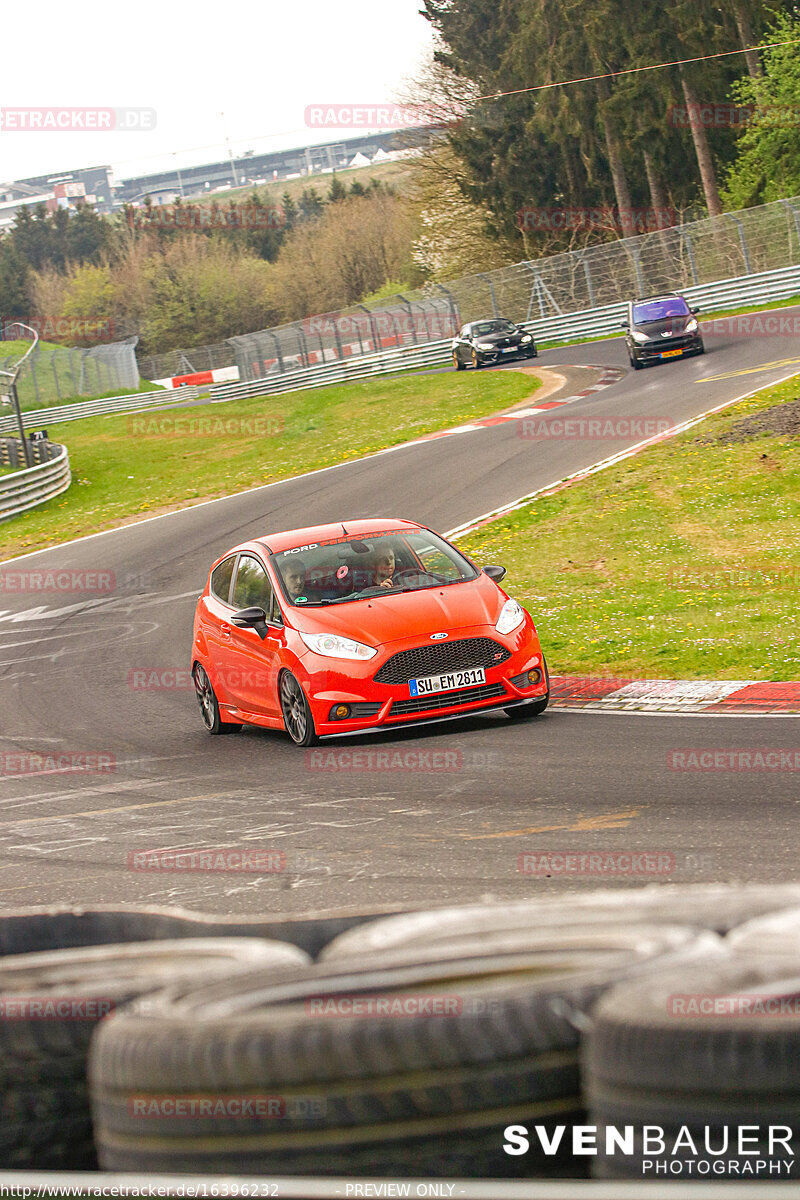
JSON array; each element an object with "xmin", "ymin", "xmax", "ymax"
[
  {"xmin": 551, "ymin": 676, "xmax": 800, "ymax": 715},
  {"xmin": 380, "ymin": 365, "xmax": 625, "ymax": 451}
]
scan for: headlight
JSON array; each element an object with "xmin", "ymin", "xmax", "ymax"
[
  {"xmin": 631, "ymin": 330, "xmax": 650, "ymax": 343},
  {"xmin": 495, "ymin": 598, "xmax": 525, "ymax": 635},
  {"xmin": 520, "ymin": 334, "xmax": 533, "ymax": 343},
  {"xmin": 685, "ymin": 318, "xmax": 698, "ymax": 332},
  {"xmin": 476, "ymin": 342, "xmax": 495, "ymax": 350},
  {"xmin": 298, "ymin": 632, "xmax": 377, "ymax": 660}
]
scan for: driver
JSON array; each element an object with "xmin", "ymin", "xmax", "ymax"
[
  {"xmin": 283, "ymin": 558, "xmax": 307, "ymax": 601},
  {"xmin": 373, "ymin": 545, "xmax": 396, "ymax": 589}
]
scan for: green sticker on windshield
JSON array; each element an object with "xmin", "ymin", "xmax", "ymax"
[{"xmin": 295, "ymin": 596, "xmax": 308, "ymax": 604}]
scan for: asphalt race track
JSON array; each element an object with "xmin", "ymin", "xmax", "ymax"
[{"xmin": 2, "ymin": 318, "xmax": 799, "ymax": 914}]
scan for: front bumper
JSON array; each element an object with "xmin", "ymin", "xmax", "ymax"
[
  {"xmin": 631, "ymin": 334, "xmax": 703, "ymax": 363},
  {"xmin": 477, "ymin": 345, "xmax": 536, "ymax": 364},
  {"xmin": 298, "ymin": 626, "xmax": 547, "ymax": 738}
]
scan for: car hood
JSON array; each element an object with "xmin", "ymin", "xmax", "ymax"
[
  {"xmin": 633, "ymin": 316, "xmax": 692, "ymax": 337},
  {"xmin": 475, "ymin": 330, "xmax": 522, "ymax": 344},
  {"xmin": 289, "ymin": 575, "xmax": 505, "ymax": 648}
]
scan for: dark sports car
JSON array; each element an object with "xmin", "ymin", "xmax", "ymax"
[
  {"xmin": 622, "ymin": 292, "xmax": 704, "ymax": 369},
  {"xmin": 452, "ymin": 319, "xmax": 537, "ymax": 370}
]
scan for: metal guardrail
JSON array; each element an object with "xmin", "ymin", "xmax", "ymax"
[
  {"xmin": 0, "ymin": 386, "xmax": 202, "ymax": 435},
  {"xmin": 0, "ymin": 441, "xmax": 71, "ymax": 522},
  {"xmin": 208, "ymin": 263, "xmax": 800, "ymax": 403},
  {"xmin": 2, "ymin": 262, "xmax": 798, "ymax": 422},
  {"xmin": 208, "ymin": 340, "xmax": 453, "ymax": 403}
]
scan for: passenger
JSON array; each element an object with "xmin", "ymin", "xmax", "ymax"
[
  {"xmin": 284, "ymin": 559, "xmax": 307, "ymax": 601},
  {"xmin": 373, "ymin": 546, "xmax": 396, "ymax": 589}
]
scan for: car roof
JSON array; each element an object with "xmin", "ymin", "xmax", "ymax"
[
  {"xmin": 254, "ymin": 518, "xmax": 424, "ymax": 555},
  {"xmin": 631, "ymin": 292, "xmax": 684, "ymax": 304}
]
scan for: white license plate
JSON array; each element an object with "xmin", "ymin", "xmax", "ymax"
[
  {"xmin": 409, "ymin": 668, "xmax": 486, "ymax": 697},
  {"xmin": 502, "ymin": 347, "xmax": 517, "ymax": 353}
]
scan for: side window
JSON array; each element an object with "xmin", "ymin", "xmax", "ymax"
[
  {"xmin": 210, "ymin": 557, "xmax": 235, "ymax": 604},
  {"xmin": 232, "ymin": 555, "xmax": 274, "ymax": 613},
  {"xmin": 460, "ymin": 326, "xmax": 470, "ymax": 339}
]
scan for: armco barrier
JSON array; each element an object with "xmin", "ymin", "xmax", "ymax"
[
  {"xmin": 209, "ymin": 263, "xmax": 800, "ymax": 403},
  {"xmin": 208, "ymin": 340, "xmax": 453, "ymax": 403},
  {"xmin": 0, "ymin": 386, "xmax": 201, "ymax": 435},
  {"xmin": 0, "ymin": 441, "xmax": 71, "ymax": 521}
]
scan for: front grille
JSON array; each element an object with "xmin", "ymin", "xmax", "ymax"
[
  {"xmin": 374, "ymin": 638, "xmax": 511, "ymax": 685},
  {"xmin": 510, "ymin": 668, "xmax": 544, "ymax": 689},
  {"xmin": 389, "ymin": 682, "xmax": 507, "ymax": 717},
  {"xmin": 643, "ymin": 336, "xmax": 692, "ymax": 351}
]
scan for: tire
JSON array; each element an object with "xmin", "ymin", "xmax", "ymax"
[
  {"xmin": 279, "ymin": 670, "xmax": 318, "ymax": 747},
  {"xmin": 0, "ymin": 937, "xmax": 307, "ymax": 1169},
  {"xmin": 505, "ymin": 658, "xmax": 549, "ymax": 719},
  {"xmin": 0, "ymin": 903, "xmax": 418, "ymax": 967},
  {"xmin": 89, "ymin": 925, "xmax": 717, "ymax": 1176},
  {"xmin": 471, "ymin": 349, "xmax": 482, "ymax": 369},
  {"xmin": 583, "ymin": 955, "xmax": 800, "ymax": 1179},
  {"xmin": 319, "ymin": 884, "xmax": 800, "ymax": 961},
  {"xmin": 193, "ymin": 663, "xmax": 240, "ymax": 735},
  {"xmin": 629, "ymin": 352, "xmax": 642, "ymax": 370},
  {"xmin": 453, "ymin": 351, "xmax": 465, "ymax": 371},
  {"xmin": 695, "ymin": 339, "xmax": 705, "ymax": 355},
  {"xmin": 727, "ymin": 905, "xmax": 800, "ymax": 955}
]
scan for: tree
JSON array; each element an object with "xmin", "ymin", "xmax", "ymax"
[{"xmin": 722, "ymin": 11, "xmax": 800, "ymax": 206}]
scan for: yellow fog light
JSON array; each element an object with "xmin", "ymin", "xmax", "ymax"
[
  {"xmin": 527, "ymin": 669, "xmax": 542, "ymax": 685},
  {"xmin": 334, "ymin": 704, "xmax": 351, "ymax": 720}
]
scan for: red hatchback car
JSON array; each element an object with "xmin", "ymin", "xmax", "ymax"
[{"xmin": 192, "ymin": 519, "xmax": 549, "ymax": 746}]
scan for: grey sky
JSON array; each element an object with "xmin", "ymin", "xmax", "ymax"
[{"xmin": 1, "ymin": 0, "xmax": 435, "ymax": 183}]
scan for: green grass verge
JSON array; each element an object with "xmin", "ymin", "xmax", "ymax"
[
  {"xmin": 0, "ymin": 370, "xmax": 538, "ymax": 560},
  {"xmin": 459, "ymin": 375, "xmax": 800, "ymax": 681}
]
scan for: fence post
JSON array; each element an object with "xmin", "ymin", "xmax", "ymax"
[
  {"xmin": 396, "ymin": 295, "xmax": 418, "ymax": 344},
  {"xmin": 477, "ymin": 274, "xmax": 499, "ymax": 318},
  {"xmin": 433, "ymin": 284, "xmax": 459, "ymax": 336},
  {"xmin": 780, "ymin": 200, "xmax": 800, "ymax": 258},
  {"xmin": 579, "ymin": 252, "xmax": 596, "ymax": 308},
  {"xmin": 680, "ymin": 229, "xmax": 699, "ymax": 286},
  {"xmin": 727, "ymin": 214, "xmax": 752, "ymax": 275}
]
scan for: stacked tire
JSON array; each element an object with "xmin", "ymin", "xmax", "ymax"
[
  {"xmin": 88, "ymin": 923, "xmax": 721, "ymax": 1177},
  {"xmin": 0, "ymin": 937, "xmax": 309, "ymax": 1167}
]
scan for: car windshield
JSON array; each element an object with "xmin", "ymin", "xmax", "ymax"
[
  {"xmin": 472, "ymin": 320, "xmax": 517, "ymax": 336},
  {"xmin": 632, "ymin": 297, "xmax": 690, "ymax": 323},
  {"xmin": 272, "ymin": 529, "xmax": 479, "ymax": 607}
]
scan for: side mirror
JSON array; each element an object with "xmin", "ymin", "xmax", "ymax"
[
  {"xmin": 483, "ymin": 564, "xmax": 507, "ymax": 582},
  {"xmin": 231, "ymin": 606, "xmax": 269, "ymax": 640},
  {"xmin": 620, "ymin": 321, "xmax": 629, "ymax": 330},
  {"xmin": 691, "ymin": 306, "xmax": 700, "ymax": 314}
]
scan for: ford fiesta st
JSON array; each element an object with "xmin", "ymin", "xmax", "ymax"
[{"xmin": 192, "ymin": 519, "xmax": 549, "ymax": 746}]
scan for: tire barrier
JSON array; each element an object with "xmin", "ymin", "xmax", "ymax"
[
  {"xmin": 88, "ymin": 924, "xmax": 721, "ymax": 1176},
  {"xmin": 583, "ymin": 954, "xmax": 800, "ymax": 1179},
  {"xmin": 0, "ymin": 903, "xmax": 413, "ymax": 961},
  {"xmin": 0, "ymin": 890, "xmax": 797, "ymax": 1178},
  {"xmin": 0, "ymin": 937, "xmax": 308, "ymax": 1169},
  {"xmin": 318, "ymin": 884, "xmax": 800, "ymax": 961}
]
